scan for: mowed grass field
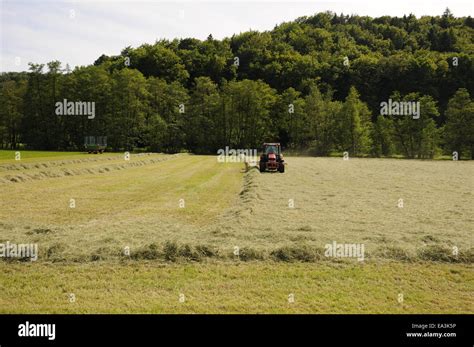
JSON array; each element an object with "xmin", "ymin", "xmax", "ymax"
[
  {"xmin": 0, "ymin": 150, "xmax": 472, "ymax": 313},
  {"xmin": 1, "ymin": 262, "xmax": 472, "ymax": 313}
]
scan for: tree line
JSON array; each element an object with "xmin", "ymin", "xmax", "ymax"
[{"xmin": 1, "ymin": 9, "xmax": 473, "ymax": 158}]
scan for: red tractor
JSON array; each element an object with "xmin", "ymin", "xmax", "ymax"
[{"xmin": 259, "ymin": 143, "xmax": 285, "ymax": 173}]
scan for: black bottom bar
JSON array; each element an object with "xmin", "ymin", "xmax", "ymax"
[{"xmin": 0, "ymin": 314, "xmax": 472, "ymax": 346}]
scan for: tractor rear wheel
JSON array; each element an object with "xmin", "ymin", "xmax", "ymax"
[{"xmin": 259, "ymin": 163, "xmax": 266, "ymax": 173}]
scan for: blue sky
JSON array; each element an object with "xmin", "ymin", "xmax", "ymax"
[{"xmin": 1, "ymin": 0, "xmax": 473, "ymax": 72}]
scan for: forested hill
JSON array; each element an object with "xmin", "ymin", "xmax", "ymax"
[{"xmin": 1, "ymin": 10, "xmax": 474, "ymax": 158}]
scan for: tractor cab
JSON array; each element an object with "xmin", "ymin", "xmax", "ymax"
[
  {"xmin": 264, "ymin": 144, "xmax": 281, "ymax": 156},
  {"xmin": 259, "ymin": 143, "xmax": 285, "ymax": 173}
]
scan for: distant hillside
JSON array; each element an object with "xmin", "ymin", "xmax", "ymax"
[{"xmin": 1, "ymin": 10, "xmax": 473, "ymax": 158}]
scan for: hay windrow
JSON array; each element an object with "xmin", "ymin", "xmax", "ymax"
[
  {"xmin": 0, "ymin": 153, "xmax": 179, "ymax": 184},
  {"xmin": 0, "ymin": 152, "xmax": 157, "ymax": 172}
]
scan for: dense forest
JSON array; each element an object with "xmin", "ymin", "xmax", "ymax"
[{"xmin": 1, "ymin": 9, "xmax": 473, "ymax": 158}]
